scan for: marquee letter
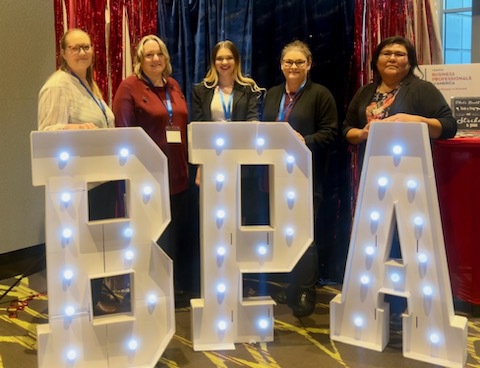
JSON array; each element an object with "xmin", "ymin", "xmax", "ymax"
[
  {"xmin": 31, "ymin": 128, "xmax": 174, "ymax": 367},
  {"xmin": 330, "ymin": 123, "xmax": 467, "ymax": 367},
  {"xmin": 188, "ymin": 121, "xmax": 313, "ymax": 350}
]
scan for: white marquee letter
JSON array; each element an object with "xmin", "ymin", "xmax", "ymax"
[
  {"xmin": 31, "ymin": 128, "xmax": 174, "ymax": 367},
  {"xmin": 188, "ymin": 121, "xmax": 313, "ymax": 350},
  {"xmin": 330, "ymin": 123, "xmax": 467, "ymax": 368}
]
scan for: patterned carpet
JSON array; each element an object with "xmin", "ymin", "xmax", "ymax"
[{"xmin": 1, "ymin": 271, "xmax": 479, "ymax": 368}]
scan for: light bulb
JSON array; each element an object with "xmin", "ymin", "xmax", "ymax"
[
  {"xmin": 392, "ymin": 145, "xmax": 403, "ymax": 155},
  {"xmin": 377, "ymin": 177, "xmax": 388, "ymax": 187},
  {"xmin": 119, "ymin": 148, "xmax": 129, "ymax": 158}
]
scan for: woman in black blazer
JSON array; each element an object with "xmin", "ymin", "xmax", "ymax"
[{"xmin": 191, "ymin": 40, "xmax": 264, "ymax": 123}]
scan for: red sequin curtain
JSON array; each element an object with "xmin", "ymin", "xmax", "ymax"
[{"xmin": 53, "ymin": 0, "xmax": 158, "ymax": 103}]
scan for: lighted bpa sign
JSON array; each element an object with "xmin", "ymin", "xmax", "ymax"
[
  {"xmin": 330, "ymin": 123, "xmax": 468, "ymax": 368},
  {"xmin": 31, "ymin": 128, "xmax": 174, "ymax": 368},
  {"xmin": 188, "ymin": 121, "xmax": 313, "ymax": 350}
]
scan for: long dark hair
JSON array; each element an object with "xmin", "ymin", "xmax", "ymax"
[{"xmin": 371, "ymin": 36, "xmax": 419, "ymax": 83}]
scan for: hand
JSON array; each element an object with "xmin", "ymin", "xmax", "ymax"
[
  {"xmin": 294, "ymin": 130, "xmax": 305, "ymax": 144},
  {"xmin": 63, "ymin": 123, "xmax": 98, "ymax": 130},
  {"xmin": 382, "ymin": 113, "xmax": 422, "ymax": 123},
  {"xmin": 195, "ymin": 167, "xmax": 201, "ymax": 186},
  {"xmin": 358, "ymin": 122, "xmax": 371, "ymax": 141}
]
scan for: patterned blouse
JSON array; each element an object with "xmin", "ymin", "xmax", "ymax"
[{"xmin": 365, "ymin": 85, "xmax": 401, "ymax": 123}]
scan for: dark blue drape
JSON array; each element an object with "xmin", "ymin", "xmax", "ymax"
[
  {"xmin": 157, "ymin": 0, "xmax": 355, "ymax": 283},
  {"xmin": 158, "ymin": 0, "xmax": 254, "ymax": 109}
]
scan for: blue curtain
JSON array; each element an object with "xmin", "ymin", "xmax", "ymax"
[
  {"xmin": 157, "ymin": 0, "xmax": 355, "ymax": 282},
  {"xmin": 158, "ymin": 0, "xmax": 254, "ymax": 109}
]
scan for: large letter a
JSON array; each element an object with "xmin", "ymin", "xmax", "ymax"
[{"xmin": 330, "ymin": 123, "xmax": 467, "ymax": 368}]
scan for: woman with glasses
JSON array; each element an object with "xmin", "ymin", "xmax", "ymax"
[
  {"xmin": 113, "ymin": 35, "xmax": 192, "ymax": 306},
  {"xmin": 343, "ymin": 36, "xmax": 456, "ymax": 145},
  {"xmin": 38, "ymin": 28, "xmax": 113, "ymax": 131},
  {"xmin": 262, "ymin": 40, "xmax": 338, "ymax": 318}
]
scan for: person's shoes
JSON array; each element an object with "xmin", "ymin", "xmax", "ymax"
[
  {"xmin": 273, "ymin": 289, "xmax": 288, "ymax": 304},
  {"xmin": 317, "ymin": 277, "xmax": 336, "ymax": 287},
  {"xmin": 290, "ymin": 287, "xmax": 316, "ymax": 318}
]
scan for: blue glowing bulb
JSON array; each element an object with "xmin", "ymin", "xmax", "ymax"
[
  {"xmin": 124, "ymin": 249, "xmax": 135, "ymax": 261},
  {"xmin": 257, "ymin": 245, "xmax": 268, "ymax": 256},
  {"xmin": 390, "ymin": 273, "xmax": 401, "ymax": 283},
  {"xmin": 66, "ymin": 349, "xmax": 77, "ymax": 361},
  {"xmin": 392, "ymin": 145, "xmax": 403, "ymax": 155},
  {"xmin": 423, "ymin": 286, "xmax": 433, "ymax": 296},
  {"xmin": 123, "ymin": 228, "xmax": 133, "ymax": 238},
  {"xmin": 59, "ymin": 151, "xmax": 70, "ymax": 162},
  {"xmin": 62, "ymin": 228, "xmax": 72, "ymax": 239},
  {"xmin": 414, "ymin": 216, "xmax": 424, "ymax": 226},
  {"xmin": 258, "ymin": 318, "xmax": 269, "ymax": 329},
  {"xmin": 286, "ymin": 155, "xmax": 295, "ymax": 164},
  {"xmin": 216, "ymin": 209, "xmax": 226, "ymax": 220},
  {"xmin": 65, "ymin": 305, "xmax": 75, "ymax": 317},
  {"xmin": 365, "ymin": 245, "xmax": 375, "ymax": 256},
  {"xmin": 369, "ymin": 211, "xmax": 380, "ymax": 221},
  {"xmin": 143, "ymin": 185, "xmax": 153, "ymax": 196},
  {"xmin": 63, "ymin": 269, "xmax": 74, "ymax": 281},
  {"xmin": 61, "ymin": 192, "xmax": 72, "ymax": 203},
  {"xmin": 119, "ymin": 148, "xmax": 129, "ymax": 158},
  {"xmin": 216, "ymin": 283, "xmax": 226, "ymax": 293},
  {"xmin": 429, "ymin": 333, "xmax": 440, "ymax": 344},
  {"xmin": 354, "ymin": 317, "xmax": 364, "ymax": 327},
  {"xmin": 360, "ymin": 275, "xmax": 370, "ymax": 285},
  {"xmin": 215, "ymin": 137, "xmax": 225, "ymax": 148},
  {"xmin": 287, "ymin": 191, "xmax": 296, "ymax": 200},
  {"xmin": 285, "ymin": 227, "xmax": 294, "ymax": 237},
  {"xmin": 217, "ymin": 320, "xmax": 227, "ymax": 331},
  {"xmin": 407, "ymin": 179, "xmax": 418, "ymax": 189},
  {"xmin": 217, "ymin": 246, "xmax": 226, "ymax": 256},
  {"xmin": 147, "ymin": 293, "xmax": 158, "ymax": 305},
  {"xmin": 127, "ymin": 339, "xmax": 138, "ymax": 351},
  {"xmin": 417, "ymin": 253, "xmax": 428, "ymax": 264},
  {"xmin": 216, "ymin": 174, "xmax": 225, "ymax": 183},
  {"xmin": 377, "ymin": 177, "xmax": 388, "ymax": 187}
]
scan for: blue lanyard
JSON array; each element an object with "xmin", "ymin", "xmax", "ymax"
[
  {"xmin": 219, "ymin": 88, "xmax": 234, "ymax": 121},
  {"xmin": 142, "ymin": 73, "xmax": 173, "ymax": 125},
  {"xmin": 71, "ymin": 72, "xmax": 108, "ymax": 125},
  {"xmin": 278, "ymin": 80, "xmax": 307, "ymax": 121}
]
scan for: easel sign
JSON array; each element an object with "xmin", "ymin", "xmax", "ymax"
[{"xmin": 451, "ymin": 97, "xmax": 480, "ymax": 135}]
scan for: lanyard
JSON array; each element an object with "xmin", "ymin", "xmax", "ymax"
[
  {"xmin": 142, "ymin": 73, "xmax": 173, "ymax": 125},
  {"xmin": 278, "ymin": 80, "xmax": 307, "ymax": 121},
  {"xmin": 219, "ymin": 88, "xmax": 234, "ymax": 121},
  {"xmin": 71, "ymin": 72, "xmax": 108, "ymax": 125}
]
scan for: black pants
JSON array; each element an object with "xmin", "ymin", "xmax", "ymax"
[{"xmin": 157, "ymin": 190, "xmax": 200, "ymax": 294}]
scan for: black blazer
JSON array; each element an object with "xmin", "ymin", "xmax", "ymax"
[{"xmin": 191, "ymin": 82, "xmax": 261, "ymax": 121}]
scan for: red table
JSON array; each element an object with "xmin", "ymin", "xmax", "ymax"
[{"xmin": 433, "ymin": 137, "xmax": 480, "ymax": 304}]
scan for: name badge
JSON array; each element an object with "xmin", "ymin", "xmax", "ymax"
[{"xmin": 166, "ymin": 126, "xmax": 182, "ymax": 143}]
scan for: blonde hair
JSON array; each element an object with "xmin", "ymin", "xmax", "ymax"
[
  {"xmin": 60, "ymin": 28, "xmax": 102, "ymax": 99},
  {"xmin": 203, "ymin": 40, "xmax": 264, "ymax": 93},
  {"xmin": 133, "ymin": 35, "xmax": 172, "ymax": 79},
  {"xmin": 281, "ymin": 40, "xmax": 313, "ymax": 64}
]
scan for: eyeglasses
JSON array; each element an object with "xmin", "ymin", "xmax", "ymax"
[
  {"xmin": 144, "ymin": 52, "xmax": 164, "ymax": 60},
  {"xmin": 380, "ymin": 51, "xmax": 407, "ymax": 59},
  {"xmin": 282, "ymin": 59, "xmax": 307, "ymax": 68},
  {"xmin": 67, "ymin": 44, "xmax": 92, "ymax": 54}
]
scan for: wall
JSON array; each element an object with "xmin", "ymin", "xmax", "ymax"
[{"xmin": 0, "ymin": 0, "xmax": 55, "ymax": 254}]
